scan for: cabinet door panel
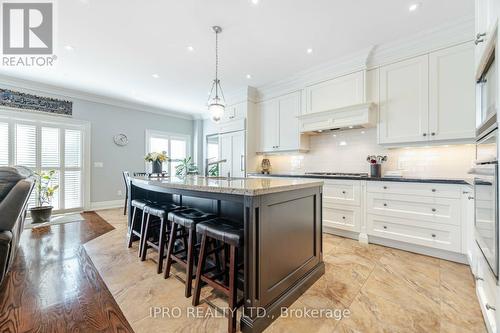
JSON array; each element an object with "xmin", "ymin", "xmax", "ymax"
[
  {"xmin": 219, "ymin": 134, "xmax": 232, "ymax": 177},
  {"xmin": 306, "ymin": 71, "xmax": 364, "ymax": 114},
  {"xmin": 231, "ymin": 131, "xmax": 245, "ymax": 177},
  {"xmin": 379, "ymin": 55, "xmax": 429, "ymax": 144},
  {"xmin": 259, "ymin": 99, "xmax": 279, "ymax": 152},
  {"xmin": 429, "ymin": 44, "xmax": 475, "ymax": 141},
  {"xmin": 278, "ymin": 92, "xmax": 301, "ymax": 151}
]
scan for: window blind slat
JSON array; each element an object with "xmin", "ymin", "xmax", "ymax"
[
  {"xmin": 15, "ymin": 124, "xmax": 36, "ymax": 167},
  {"xmin": 64, "ymin": 170, "xmax": 81, "ymax": 209},
  {"xmin": 41, "ymin": 127, "xmax": 60, "ymax": 167},
  {"xmin": 65, "ymin": 129, "xmax": 81, "ymax": 168},
  {"xmin": 0, "ymin": 122, "xmax": 8, "ymax": 166}
]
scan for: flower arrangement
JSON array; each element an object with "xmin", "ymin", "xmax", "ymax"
[
  {"xmin": 34, "ymin": 170, "xmax": 59, "ymax": 207},
  {"xmin": 144, "ymin": 151, "xmax": 169, "ymax": 163}
]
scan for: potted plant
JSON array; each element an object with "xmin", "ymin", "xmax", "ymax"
[
  {"xmin": 144, "ymin": 151, "xmax": 168, "ymax": 174},
  {"xmin": 30, "ymin": 170, "xmax": 59, "ymax": 223},
  {"xmin": 175, "ymin": 157, "xmax": 199, "ymax": 176}
]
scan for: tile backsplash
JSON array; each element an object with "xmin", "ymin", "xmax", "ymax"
[{"xmin": 262, "ymin": 128, "xmax": 475, "ymax": 179}]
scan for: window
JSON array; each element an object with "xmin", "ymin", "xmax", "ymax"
[
  {"xmin": 0, "ymin": 111, "xmax": 88, "ymax": 212},
  {"xmin": 145, "ymin": 130, "xmax": 190, "ymax": 175}
]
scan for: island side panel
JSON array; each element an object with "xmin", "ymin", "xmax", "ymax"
[{"xmin": 242, "ymin": 185, "xmax": 324, "ymax": 333}]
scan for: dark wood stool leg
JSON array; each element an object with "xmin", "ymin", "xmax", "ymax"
[
  {"xmin": 157, "ymin": 217, "xmax": 166, "ymax": 274},
  {"xmin": 192, "ymin": 233, "xmax": 208, "ymax": 306},
  {"xmin": 123, "ymin": 193, "xmax": 128, "ymax": 215},
  {"xmin": 228, "ymin": 245, "xmax": 238, "ymax": 333},
  {"xmin": 164, "ymin": 222, "xmax": 178, "ymax": 279},
  {"xmin": 127, "ymin": 206, "xmax": 137, "ymax": 248},
  {"xmin": 140, "ymin": 213, "xmax": 151, "ymax": 261},
  {"xmin": 185, "ymin": 228, "xmax": 196, "ymax": 297}
]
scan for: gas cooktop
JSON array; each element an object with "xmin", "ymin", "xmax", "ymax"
[{"xmin": 305, "ymin": 172, "xmax": 369, "ymax": 178}]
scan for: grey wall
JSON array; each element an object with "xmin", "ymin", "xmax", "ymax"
[{"xmin": 71, "ymin": 99, "xmax": 193, "ymax": 204}]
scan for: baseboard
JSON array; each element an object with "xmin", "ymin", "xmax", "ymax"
[{"xmin": 89, "ymin": 200, "xmax": 124, "ymax": 211}]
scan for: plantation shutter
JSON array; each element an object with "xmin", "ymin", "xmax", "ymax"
[
  {"xmin": 0, "ymin": 122, "xmax": 8, "ymax": 166},
  {"xmin": 64, "ymin": 129, "xmax": 82, "ymax": 209}
]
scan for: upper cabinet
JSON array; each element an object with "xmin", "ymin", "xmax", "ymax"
[
  {"xmin": 258, "ymin": 91, "xmax": 308, "ymax": 153},
  {"xmin": 429, "ymin": 44, "xmax": 475, "ymax": 141},
  {"xmin": 379, "ymin": 55, "xmax": 429, "ymax": 144},
  {"xmin": 305, "ymin": 71, "xmax": 365, "ymax": 114},
  {"xmin": 378, "ymin": 43, "xmax": 475, "ymax": 145},
  {"xmin": 475, "ymin": 0, "xmax": 498, "ymax": 72}
]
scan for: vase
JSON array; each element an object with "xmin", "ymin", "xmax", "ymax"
[
  {"xmin": 370, "ymin": 164, "xmax": 381, "ymax": 178},
  {"xmin": 152, "ymin": 160, "xmax": 162, "ymax": 174},
  {"xmin": 30, "ymin": 206, "xmax": 53, "ymax": 223}
]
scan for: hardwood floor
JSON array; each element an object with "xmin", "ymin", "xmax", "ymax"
[{"xmin": 0, "ymin": 212, "xmax": 134, "ymax": 333}]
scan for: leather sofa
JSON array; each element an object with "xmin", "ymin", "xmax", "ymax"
[{"xmin": 0, "ymin": 167, "xmax": 35, "ymax": 286}]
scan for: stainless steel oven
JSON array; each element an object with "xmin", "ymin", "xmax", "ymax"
[{"xmin": 472, "ymin": 128, "xmax": 499, "ymax": 278}]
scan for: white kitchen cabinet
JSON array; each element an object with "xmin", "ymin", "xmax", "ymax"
[
  {"xmin": 219, "ymin": 130, "xmax": 245, "ymax": 177},
  {"xmin": 258, "ymin": 91, "xmax": 306, "ymax": 152},
  {"xmin": 305, "ymin": 71, "xmax": 365, "ymax": 114},
  {"xmin": 475, "ymin": 0, "xmax": 498, "ymax": 72},
  {"xmin": 259, "ymin": 99, "xmax": 279, "ymax": 152},
  {"xmin": 322, "ymin": 179, "xmax": 362, "ymax": 233},
  {"xmin": 379, "ymin": 55, "xmax": 429, "ymax": 144},
  {"xmin": 379, "ymin": 43, "xmax": 475, "ymax": 145},
  {"xmin": 323, "ymin": 205, "xmax": 361, "ymax": 233},
  {"xmin": 429, "ymin": 43, "xmax": 475, "ymax": 141}
]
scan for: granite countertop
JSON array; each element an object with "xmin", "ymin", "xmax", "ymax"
[
  {"xmin": 247, "ymin": 173, "xmax": 470, "ymax": 185},
  {"xmin": 131, "ymin": 176, "xmax": 324, "ymax": 196}
]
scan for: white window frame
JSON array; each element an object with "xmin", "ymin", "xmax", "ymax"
[
  {"xmin": 0, "ymin": 108, "xmax": 91, "ymax": 212},
  {"xmin": 145, "ymin": 129, "xmax": 191, "ymax": 175}
]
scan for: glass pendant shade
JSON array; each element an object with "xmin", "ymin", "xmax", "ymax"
[{"xmin": 208, "ymin": 98, "xmax": 225, "ymax": 123}]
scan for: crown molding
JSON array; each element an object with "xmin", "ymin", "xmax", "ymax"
[
  {"xmin": 255, "ymin": 15, "xmax": 475, "ymax": 102},
  {"xmin": 0, "ymin": 74, "xmax": 195, "ymax": 120}
]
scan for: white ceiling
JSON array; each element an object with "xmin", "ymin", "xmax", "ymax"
[{"xmin": 0, "ymin": 0, "xmax": 473, "ymax": 116}]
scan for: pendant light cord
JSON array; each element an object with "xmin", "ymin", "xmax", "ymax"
[{"xmin": 215, "ymin": 29, "xmax": 219, "ymax": 98}]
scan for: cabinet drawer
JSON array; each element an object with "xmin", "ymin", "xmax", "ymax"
[
  {"xmin": 323, "ymin": 180, "xmax": 361, "ymax": 206},
  {"xmin": 367, "ymin": 214, "xmax": 460, "ymax": 252},
  {"xmin": 367, "ymin": 193, "xmax": 460, "ymax": 226},
  {"xmin": 323, "ymin": 205, "xmax": 360, "ymax": 232},
  {"xmin": 367, "ymin": 181, "xmax": 461, "ymax": 199},
  {"xmin": 476, "ymin": 250, "xmax": 498, "ymax": 331}
]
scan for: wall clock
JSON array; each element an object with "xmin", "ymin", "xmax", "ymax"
[{"xmin": 113, "ymin": 133, "xmax": 129, "ymax": 146}]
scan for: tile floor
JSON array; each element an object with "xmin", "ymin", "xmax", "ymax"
[{"xmin": 84, "ymin": 209, "xmax": 486, "ymax": 333}]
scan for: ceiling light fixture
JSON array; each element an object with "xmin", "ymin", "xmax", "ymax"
[
  {"xmin": 246, "ymin": 74, "xmax": 252, "ymax": 79},
  {"xmin": 307, "ymin": 48, "xmax": 313, "ymax": 54},
  {"xmin": 207, "ymin": 26, "xmax": 226, "ymax": 123},
  {"xmin": 409, "ymin": 3, "xmax": 420, "ymax": 12},
  {"xmin": 251, "ymin": 0, "xmax": 259, "ymax": 4},
  {"xmin": 64, "ymin": 45, "xmax": 74, "ymax": 51},
  {"xmin": 152, "ymin": 74, "xmax": 160, "ymax": 79},
  {"xmin": 187, "ymin": 46, "xmax": 194, "ymax": 52}
]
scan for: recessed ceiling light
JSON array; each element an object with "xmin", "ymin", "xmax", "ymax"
[
  {"xmin": 361, "ymin": 131, "xmax": 365, "ymax": 134},
  {"xmin": 246, "ymin": 74, "xmax": 252, "ymax": 79},
  {"xmin": 306, "ymin": 48, "xmax": 313, "ymax": 54},
  {"xmin": 348, "ymin": 126, "xmax": 354, "ymax": 129},
  {"xmin": 152, "ymin": 74, "xmax": 160, "ymax": 79},
  {"xmin": 187, "ymin": 46, "xmax": 194, "ymax": 52},
  {"xmin": 64, "ymin": 45, "xmax": 74, "ymax": 51},
  {"xmin": 409, "ymin": 3, "xmax": 420, "ymax": 12},
  {"xmin": 251, "ymin": 0, "xmax": 259, "ymax": 4}
]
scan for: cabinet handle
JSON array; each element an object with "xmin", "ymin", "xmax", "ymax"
[
  {"xmin": 383, "ymin": 226, "xmax": 387, "ymax": 229},
  {"xmin": 342, "ymin": 190, "xmax": 346, "ymax": 194},
  {"xmin": 241, "ymin": 155, "xmax": 245, "ymax": 172},
  {"xmin": 342, "ymin": 216, "xmax": 346, "ymax": 220},
  {"xmin": 423, "ymin": 133, "xmax": 427, "ymax": 137},
  {"xmin": 431, "ymin": 132, "xmax": 436, "ymax": 136},
  {"xmin": 383, "ymin": 203, "xmax": 387, "ymax": 207},
  {"xmin": 486, "ymin": 304, "xmax": 496, "ymax": 311},
  {"xmin": 475, "ymin": 276, "xmax": 484, "ymax": 281},
  {"xmin": 431, "ymin": 234, "xmax": 436, "ymax": 238},
  {"xmin": 431, "ymin": 189, "xmax": 436, "ymax": 192},
  {"xmin": 383, "ymin": 186, "xmax": 388, "ymax": 189},
  {"xmin": 432, "ymin": 208, "xmax": 437, "ymax": 212},
  {"xmin": 468, "ymin": 196, "xmax": 474, "ymax": 200},
  {"xmin": 477, "ymin": 32, "xmax": 487, "ymax": 39},
  {"xmin": 462, "ymin": 191, "xmax": 469, "ymax": 194},
  {"xmin": 475, "ymin": 38, "xmax": 485, "ymax": 45}
]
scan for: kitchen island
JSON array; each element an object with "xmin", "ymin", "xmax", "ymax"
[{"xmin": 128, "ymin": 176, "xmax": 325, "ymax": 333}]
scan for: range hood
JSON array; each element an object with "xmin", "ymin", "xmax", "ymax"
[{"xmin": 298, "ymin": 103, "xmax": 377, "ymax": 134}]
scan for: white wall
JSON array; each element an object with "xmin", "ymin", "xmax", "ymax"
[{"xmin": 262, "ymin": 128, "xmax": 475, "ymax": 179}]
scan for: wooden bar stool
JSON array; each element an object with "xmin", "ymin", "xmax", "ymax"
[
  {"xmin": 126, "ymin": 199, "xmax": 150, "ymax": 252},
  {"xmin": 163, "ymin": 208, "xmax": 216, "ymax": 297},
  {"xmin": 140, "ymin": 203, "xmax": 183, "ymax": 273},
  {"xmin": 192, "ymin": 218, "xmax": 244, "ymax": 333}
]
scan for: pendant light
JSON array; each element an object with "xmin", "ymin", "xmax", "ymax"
[{"xmin": 207, "ymin": 26, "xmax": 225, "ymax": 123}]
